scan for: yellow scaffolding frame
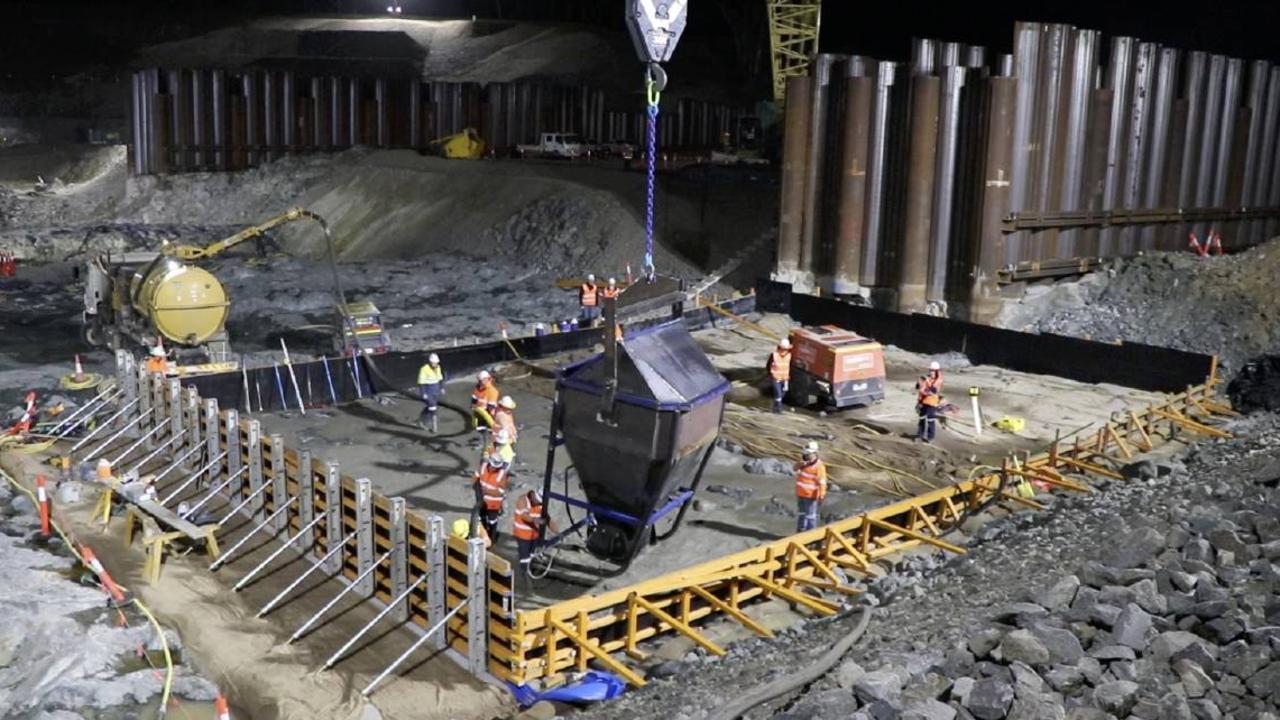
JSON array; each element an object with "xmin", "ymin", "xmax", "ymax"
[{"xmin": 767, "ymin": 0, "xmax": 823, "ymax": 103}]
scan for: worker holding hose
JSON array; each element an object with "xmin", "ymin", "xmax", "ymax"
[
  {"xmin": 514, "ymin": 488, "xmax": 557, "ymax": 574},
  {"xmin": 794, "ymin": 441, "xmax": 827, "ymax": 532},
  {"xmin": 470, "ymin": 370, "xmax": 499, "ymax": 431},
  {"xmin": 493, "ymin": 396, "xmax": 518, "ymax": 445},
  {"xmin": 416, "ymin": 353, "xmax": 445, "ymax": 433}
]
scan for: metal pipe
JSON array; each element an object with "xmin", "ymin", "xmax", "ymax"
[
  {"xmin": 159, "ymin": 450, "xmax": 227, "ymax": 505},
  {"xmin": 1100, "ymin": 37, "xmax": 1136, "ymax": 256},
  {"xmin": 131, "ymin": 72, "xmax": 144, "ymax": 174},
  {"xmin": 912, "ymin": 38, "xmax": 938, "ymax": 76},
  {"xmin": 1119, "ymin": 42, "xmax": 1157, "ymax": 255},
  {"xmin": 1141, "ymin": 48, "xmax": 1179, "ymax": 250},
  {"xmin": 232, "ymin": 513, "xmax": 325, "ymax": 589},
  {"xmin": 798, "ymin": 54, "xmax": 835, "ymax": 288},
  {"xmin": 70, "ymin": 397, "xmax": 139, "ymax": 451},
  {"xmin": 109, "ymin": 422, "xmax": 168, "ymax": 467},
  {"xmin": 181, "ymin": 466, "xmax": 248, "ymax": 519},
  {"xmin": 966, "ymin": 46, "xmax": 987, "ymax": 70},
  {"xmin": 897, "ymin": 75, "xmax": 941, "ymax": 312},
  {"xmin": 210, "ymin": 495, "xmax": 298, "ymax": 570},
  {"xmin": 1057, "ymin": 29, "xmax": 1099, "ymax": 255},
  {"xmin": 349, "ymin": 78, "xmax": 360, "ymax": 146},
  {"xmin": 927, "ymin": 68, "xmax": 964, "ymax": 304},
  {"xmin": 361, "ymin": 597, "xmax": 469, "ymax": 697},
  {"xmin": 151, "ymin": 443, "xmax": 203, "ymax": 486},
  {"xmin": 1213, "ymin": 58, "xmax": 1244, "ymax": 208},
  {"xmin": 833, "ymin": 73, "xmax": 873, "ymax": 296},
  {"xmin": 257, "ymin": 530, "xmax": 357, "ymax": 617},
  {"xmin": 168, "ymin": 69, "xmax": 185, "ymax": 172},
  {"xmin": 216, "ymin": 475, "xmax": 274, "ymax": 527},
  {"xmin": 1260, "ymin": 68, "xmax": 1280, "ymax": 241},
  {"xmin": 282, "ymin": 71, "xmax": 295, "ymax": 152},
  {"xmin": 1007, "ymin": 22, "xmax": 1042, "ymax": 265},
  {"xmin": 1241, "ymin": 61, "xmax": 1272, "ymax": 244},
  {"xmin": 323, "ymin": 572, "xmax": 429, "ymax": 669},
  {"xmin": 126, "ymin": 430, "xmax": 186, "ymax": 476},
  {"xmin": 775, "ymin": 75, "xmax": 812, "ymax": 283},
  {"xmin": 1195, "ymin": 55, "xmax": 1228, "ymax": 217},
  {"xmin": 192, "ymin": 70, "xmax": 205, "ymax": 168},
  {"xmin": 243, "ymin": 71, "xmax": 259, "ymax": 167},
  {"xmin": 263, "ymin": 71, "xmax": 276, "ymax": 162},
  {"xmin": 971, "ymin": 76, "xmax": 1016, "ymax": 321},
  {"xmin": 331, "ymin": 77, "xmax": 343, "ymax": 148},
  {"xmin": 409, "ymin": 81, "xmax": 422, "ymax": 149},
  {"xmin": 375, "ymin": 77, "xmax": 388, "ymax": 148},
  {"xmin": 81, "ymin": 406, "xmax": 150, "ymax": 459},
  {"xmin": 940, "ymin": 42, "xmax": 961, "ymax": 69},
  {"xmin": 50, "ymin": 386, "xmax": 120, "ymax": 435},
  {"xmin": 211, "ymin": 69, "xmax": 226, "ymax": 170},
  {"xmin": 860, "ymin": 61, "xmax": 897, "ymax": 288},
  {"xmin": 289, "ymin": 548, "xmax": 394, "ymax": 642}
]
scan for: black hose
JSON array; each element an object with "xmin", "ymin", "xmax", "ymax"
[{"xmin": 709, "ymin": 607, "xmax": 873, "ymax": 720}]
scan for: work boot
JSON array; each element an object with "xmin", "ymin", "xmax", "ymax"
[
  {"xmin": 772, "ymin": 400, "xmax": 782, "ymax": 414},
  {"xmin": 430, "ymin": 415, "xmax": 438, "ymax": 434}
]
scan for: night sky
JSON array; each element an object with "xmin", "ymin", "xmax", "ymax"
[{"xmin": 2, "ymin": 0, "xmax": 1277, "ymax": 88}]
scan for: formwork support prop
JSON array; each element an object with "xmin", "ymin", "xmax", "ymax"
[
  {"xmin": 289, "ymin": 547, "xmax": 394, "ymax": 643},
  {"xmin": 209, "ymin": 494, "xmax": 298, "ymax": 570},
  {"xmin": 258, "ymin": 530, "xmax": 357, "ymax": 617},
  {"xmin": 159, "ymin": 450, "xmax": 228, "ymax": 506},
  {"xmin": 232, "ymin": 513, "xmax": 324, "ymax": 589},
  {"xmin": 362, "ymin": 597, "xmax": 471, "ymax": 697},
  {"xmin": 627, "ymin": 592, "xmax": 726, "ymax": 656}
]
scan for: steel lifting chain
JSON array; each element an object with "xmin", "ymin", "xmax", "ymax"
[{"xmin": 643, "ymin": 63, "xmax": 666, "ymax": 280}]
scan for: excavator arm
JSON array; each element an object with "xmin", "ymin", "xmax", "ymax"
[{"xmin": 162, "ymin": 206, "xmax": 328, "ymax": 260}]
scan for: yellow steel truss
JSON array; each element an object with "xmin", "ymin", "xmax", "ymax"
[{"xmin": 767, "ymin": 0, "xmax": 823, "ymax": 103}]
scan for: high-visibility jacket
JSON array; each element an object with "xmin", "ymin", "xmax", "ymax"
[
  {"xmin": 795, "ymin": 459, "xmax": 827, "ymax": 500},
  {"xmin": 920, "ymin": 390, "xmax": 941, "ymax": 407},
  {"xmin": 918, "ymin": 371, "xmax": 942, "ymax": 395},
  {"xmin": 418, "ymin": 364, "xmax": 443, "ymax": 385},
  {"xmin": 601, "ymin": 285, "xmax": 620, "ymax": 300},
  {"xmin": 514, "ymin": 495, "xmax": 545, "ymax": 541},
  {"xmin": 475, "ymin": 464, "xmax": 509, "ymax": 511},
  {"xmin": 472, "ymin": 380, "xmax": 499, "ymax": 410},
  {"xmin": 494, "ymin": 407, "xmax": 518, "ymax": 443},
  {"xmin": 580, "ymin": 283, "xmax": 599, "ymax": 307},
  {"xmin": 769, "ymin": 349, "xmax": 792, "ymax": 382}
]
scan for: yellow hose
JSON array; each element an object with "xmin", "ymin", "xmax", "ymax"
[
  {"xmin": 0, "ymin": 466, "xmax": 175, "ymax": 715},
  {"xmin": 60, "ymin": 374, "xmax": 105, "ymax": 391}
]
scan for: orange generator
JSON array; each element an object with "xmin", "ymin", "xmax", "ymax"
[{"xmin": 787, "ymin": 325, "xmax": 886, "ymax": 409}]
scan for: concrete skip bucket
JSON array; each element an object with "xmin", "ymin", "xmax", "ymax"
[{"xmin": 539, "ymin": 279, "xmax": 729, "ymax": 570}]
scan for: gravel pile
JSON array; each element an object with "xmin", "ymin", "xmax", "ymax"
[
  {"xmin": 994, "ymin": 239, "xmax": 1280, "ymax": 374},
  {"xmin": 573, "ymin": 412, "xmax": 1280, "ymax": 720}
]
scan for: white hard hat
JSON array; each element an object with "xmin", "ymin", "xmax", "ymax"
[
  {"xmin": 494, "ymin": 428, "xmax": 511, "ymax": 445},
  {"xmin": 150, "ymin": 346, "xmax": 165, "ymax": 357},
  {"xmin": 487, "ymin": 451, "xmax": 507, "ymax": 467},
  {"xmin": 804, "ymin": 441, "xmax": 819, "ymax": 454},
  {"xmin": 608, "ymin": 277, "xmax": 617, "ymax": 285},
  {"xmin": 477, "ymin": 370, "xmax": 491, "ymax": 381},
  {"xmin": 779, "ymin": 338, "xmax": 792, "ymax": 349},
  {"xmin": 124, "ymin": 470, "xmax": 139, "ymax": 484},
  {"xmin": 499, "ymin": 396, "xmax": 516, "ymax": 410},
  {"xmin": 97, "ymin": 459, "xmax": 111, "ymax": 469},
  {"xmin": 177, "ymin": 501, "xmax": 191, "ymax": 517},
  {"xmin": 587, "ymin": 273, "xmax": 596, "ymax": 282},
  {"xmin": 929, "ymin": 361, "xmax": 941, "ymax": 371},
  {"xmin": 429, "ymin": 353, "xmax": 440, "ymax": 364},
  {"xmin": 529, "ymin": 487, "xmax": 543, "ymax": 504}
]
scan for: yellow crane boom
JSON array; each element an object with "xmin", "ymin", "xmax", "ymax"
[{"xmin": 162, "ymin": 206, "xmax": 328, "ymax": 260}]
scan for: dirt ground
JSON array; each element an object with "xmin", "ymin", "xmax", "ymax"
[{"xmin": 257, "ymin": 314, "xmax": 1163, "ymax": 612}]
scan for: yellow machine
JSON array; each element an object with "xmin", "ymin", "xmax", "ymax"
[
  {"xmin": 425, "ymin": 128, "xmax": 486, "ymax": 159},
  {"xmin": 82, "ymin": 207, "xmax": 330, "ymax": 364}
]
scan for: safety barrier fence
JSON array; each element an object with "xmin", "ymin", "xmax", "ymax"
[{"xmin": 500, "ymin": 373, "xmax": 1232, "ymax": 687}]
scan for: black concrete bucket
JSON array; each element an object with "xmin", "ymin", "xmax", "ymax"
[{"xmin": 547, "ymin": 318, "xmax": 729, "ymax": 566}]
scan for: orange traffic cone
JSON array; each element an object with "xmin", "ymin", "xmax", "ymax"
[
  {"xmin": 215, "ymin": 693, "xmax": 231, "ymax": 720},
  {"xmin": 36, "ymin": 475, "xmax": 50, "ymax": 537},
  {"xmin": 80, "ymin": 544, "xmax": 129, "ymax": 604}
]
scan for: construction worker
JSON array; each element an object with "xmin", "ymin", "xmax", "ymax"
[
  {"xmin": 767, "ymin": 338, "xmax": 792, "ymax": 414},
  {"xmin": 514, "ymin": 488, "xmax": 557, "ymax": 572},
  {"xmin": 601, "ymin": 277, "xmax": 620, "ymax": 301},
  {"xmin": 794, "ymin": 441, "xmax": 826, "ymax": 532},
  {"xmin": 145, "ymin": 345, "xmax": 167, "ymax": 374},
  {"xmin": 417, "ymin": 353, "xmax": 445, "ymax": 432},
  {"xmin": 470, "ymin": 370, "xmax": 500, "ymax": 431},
  {"xmin": 450, "ymin": 517, "xmax": 491, "ymax": 548},
  {"xmin": 915, "ymin": 361, "xmax": 943, "ymax": 443},
  {"xmin": 493, "ymin": 396, "xmax": 518, "ymax": 445},
  {"xmin": 579, "ymin": 273, "xmax": 600, "ymax": 325},
  {"xmin": 473, "ymin": 448, "xmax": 511, "ymax": 542}
]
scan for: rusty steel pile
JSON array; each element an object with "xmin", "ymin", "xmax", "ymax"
[
  {"xmin": 129, "ymin": 68, "xmax": 740, "ymax": 175},
  {"xmin": 775, "ymin": 22, "xmax": 1280, "ymax": 320}
]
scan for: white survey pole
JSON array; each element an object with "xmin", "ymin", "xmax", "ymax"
[
  {"xmin": 280, "ymin": 339, "xmax": 307, "ymax": 415},
  {"xmin": 969, "ymin": 386, "xmax": 982, "ymax": 435}
]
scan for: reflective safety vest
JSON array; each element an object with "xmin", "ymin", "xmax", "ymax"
[
  {"xmin": 795, "ymin": 459, "xmax": 827, "ymax": 500},
  {"xmin": 514, "ymin": 495, "xmax": 544, "ymax": 541},
  {"xmin": 418, "ymin": 364, "xmax": 443, "ymax": 385},
  {"xmin": 494, "ymin": 408, "xmax": 518, "ymax": 443},
  {"xmin": 920, "ymin": 388, "xmax": 941, "ymax": 407},
  {"xmin": 472, "ymin": 380, "xmax": 499, "ymax": 410},
  {"xmin": 475, "ymin": 464, "xmax": 508, "ymax": 511},
  {"xmin": 770, "ymin": 349, "xmax": 792, "ymax": 382},
  {"xmin": 145, "ymin": 357, "xmax": 167, "ymax": 374},
  {"xmin": 601, "ymin": 285, "xmax": 620, "ymax": 299},
  {"xmin": 581, "ymin": 283, "xmax": 599, "ymax": 307}
]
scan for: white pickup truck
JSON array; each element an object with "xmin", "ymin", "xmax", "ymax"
[{"xmin": 516, "ymin": 132, "xmax": 586, "ymax": 159}]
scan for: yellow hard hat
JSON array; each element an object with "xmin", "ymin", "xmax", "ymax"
[{"xmin": 451, "ymin": 518, "xmax": 470, "ymax": 539}]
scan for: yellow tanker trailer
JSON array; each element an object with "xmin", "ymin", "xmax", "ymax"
[{"xmin": 82, "ymin": 207, "xmax": 330, "ymax": 367}]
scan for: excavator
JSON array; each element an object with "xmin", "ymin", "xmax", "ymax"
[{"xmin": 80, "ymin": 207, "xmax": 387, "ymax": 374}]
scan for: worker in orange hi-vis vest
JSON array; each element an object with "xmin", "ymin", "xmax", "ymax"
[
  {"xmin": 473, "ymin": 449, "xmax": 511, "ymax": 542},
  {"xmin": 513, "ymin": 488, "xmax": 558, "ymax": 572},
  {"xmin": 767, "ymin": 338, "xmax": 792, "ymax": 414},
  {"xmin": 579, "ymin": 273, "xmax": 600, "ymax": 325},
  {"xmin": 915, "ymin": 361, "xmax": 943, "ymax": 443},
  {"xmin": 794, "ymin": 441, "xmax": 827, "ymax": 532},
  {"xmin": 470, "ymin": 370, "xmax": 499, "ymax": 431}
]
